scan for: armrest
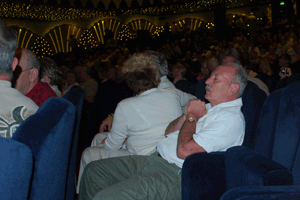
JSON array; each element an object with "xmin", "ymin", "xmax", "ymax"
[
  {"xmin": 225, "ymin": 146, "xmax": 293, "ymax": 190},
  {"xmin": 182, "ymin": 152, "xmax": 226, "ymax": 200},
  {"xmin": 220, "ymin": 185, "xmax": 300, "ymax": 200}
]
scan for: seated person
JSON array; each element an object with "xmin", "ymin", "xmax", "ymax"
[
  {"xmin": 79, "ymin": 63, "xmax": 248, "ymax": 200},
  {"xmin": 77, "ymin": 53, "xmax": 185, "ymax": 192},
  {"xmin": 171, "ymin": 62, "xmax": 192, "ymax": 93},
  {"xmin": 79, "ymin": 66, "xmax": 98, "ymax": 103},
  {"xmin": 14, "ymin": 48, "xmax": 57, "ymax": 106},
  {"xmin": 99, "ymin": 50, "xmax": 195, "ymax": 132},
  {"xmin": 277, "ymin": 54, "xmax": 300, "ymax": 89},
  {"xmin": 39, "ymin": 57, "xmax": 63, "ymax": 97},
  {"xmin": 62, "ymin": 70, "xmax": 79, "ymax": 96},
  {"xmin": 0, "ymin": 19, "xmax": 38, "ymax": 138}
]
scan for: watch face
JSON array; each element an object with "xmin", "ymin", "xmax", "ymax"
[{"xmin": 188, "ymin": 116, "xmax": 195, "ymax": 122}]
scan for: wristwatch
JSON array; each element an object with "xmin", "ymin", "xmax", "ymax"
[{"xmin": 186, "ymin": 116, "xmax": 196, "ymax": 123}]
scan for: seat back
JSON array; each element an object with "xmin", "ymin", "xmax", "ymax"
[
  {"xmin": 255, "ymin": 73, "xmax": 278, "ymax": 93},
  {"xmin": 12, "ymin": 97, "xmax": 76, "ymax": 200},
  {"xmin": 254, "ymin": 82, "xmax": 300, "ymax": 185},
  {"xmin": 0, "ymin": 137, "xmax": 33, "ymax": 200},
  {"xmin": 63, "ymin": 87, "xmax": 85, "ymax": 200},
  {"xmin": 241, "ymin": 81, "xmax": 267, "ymax": 149}
]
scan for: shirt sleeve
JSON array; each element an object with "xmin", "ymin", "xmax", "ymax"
[
  {"xmin": 175, "ymin": 89, "xmax": 196, "ymax": 111},
  {"xmin": 104, "ymin": 103, "xmax": 128, "ymax": 150},
  {"xmin": 193, "ymin": 113, "xmax": 245, "ymax": 153}
]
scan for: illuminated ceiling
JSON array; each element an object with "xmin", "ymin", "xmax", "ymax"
[{"xmin": 0, "ymin": 0, "xmax": 270, "ymax": 21}]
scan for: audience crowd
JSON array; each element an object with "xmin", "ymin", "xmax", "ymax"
[{"xmin": 1, "ymin": 13, "xmax": 300, "ymax": 200}]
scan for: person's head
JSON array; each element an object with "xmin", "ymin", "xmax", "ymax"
[
  {"xmin": 207, "ymin": 57, "xmax": 220, "ymax": 73},
  {"xmin": 0, "ymin": 20, "xmax": 18, "ymax": 81},
  {"xmin": 103, "ymin": 66, "xmax": 117, "ymax": 80},
  {"xmin": 219, "ymin": 48, "xmax": 241, "ymax": 65},
  {"xmin": 279, "ymin": 53, "xmax": 290, "ymax": 68},
  {"xmin": 259, "ymin": 58, "xmax": 272, "ymax": 74},
  {"xmin": 80, "ymin": 66, "xmax": 93, "ymax": 82},
  {"xmin": 172, "ymin": 63, "xmax": 186, "ymax": 79},
  {"xmin": 200, "ymin": 60, "xmax": 209, "ymax": 77},
  {"xmin": 205, "ymin": 63, "xmax": 248, "ymax": 107},
  {"xmin": 122, "ymin": 53, "xmax": 160, "ymax": 94},
  {"xmin": 39, "ymin": 57, "xmax": 63, "ymax": 86},
  {"xmin": 65, "ymin": 70, "xmax": 77, "ymax": 86},
  {"xmin": 14, "ymin": 48, "xmax": 40, "ymax": 95},
  {"xmin": 143, "ymin": 50, "xmax": 168, "ymax": 77}
]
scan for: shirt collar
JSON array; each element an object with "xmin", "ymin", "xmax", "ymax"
[
  {"xmin": 0, "ymin": 80, "xmax": 12, "ymax": 88},
  {"xmin": 138, "ymin": 88, "xmax": 158, "ymax": 96},
  {"xmin": 206, "ymin": 98, "xmax": 243, "ymax": 111}
]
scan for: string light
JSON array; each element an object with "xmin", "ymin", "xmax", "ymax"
[
  {"xmin": 78, "ymin": 30, "xmax": 98, "ymax": 49},
  {"xmin": 0, "ymin": 0, "xmax": 242, "ymax": 20},
  {"xmin": 30, "ymin": 36, "xmax": 53, "ymax": 58},
  {"xmin": 117, "ymin": 25, "xmax": 133, "ymax": 41}
]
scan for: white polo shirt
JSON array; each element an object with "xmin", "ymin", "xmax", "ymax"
[{"xmin": 157, "ymin": 98, "xmax": 245, "ymax": 168}]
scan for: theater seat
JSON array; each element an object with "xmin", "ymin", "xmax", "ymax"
[
  {"xmin": 64, "ymin": 87, "xmax": 85, "ymax": 200},
  {"xmin": 0, "ymin": 137, "xmax": 33, "ymax": 200},
  {"xmin": 12, "ymin": 97, "xmax": 76, "ymax": 200},
  {"xmin": 221, "ymin": 82, "xmax": 300, "ymax": 200}
]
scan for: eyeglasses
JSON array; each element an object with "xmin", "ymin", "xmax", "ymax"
[{"xmin": 17, "ymin": 65, "xmax": 33, "ymax": 73}]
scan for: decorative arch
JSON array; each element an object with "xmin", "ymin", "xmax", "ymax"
[
  {"xmin": 91, "ymin": 18, "xmax": 123, "ymax": 44},
  {"xmin": 10, "ymin": 26, "xmax": 38, "ymax": 49},
  {"xmin": 127, "ymin": 19, "xmax": 156, "ymax": 33},
  {"xmin": 44, "ymin": 24, "xmax": 83, "ymax": 54},
  {"xmin": 175, "ymin": 18, "xmax": 205, "ymax": 31}
]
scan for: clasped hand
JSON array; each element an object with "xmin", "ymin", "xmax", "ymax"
[{"xmin": 184, "ymin": 99, "xmax": 207, "ymax": 119}]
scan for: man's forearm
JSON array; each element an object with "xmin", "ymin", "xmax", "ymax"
[
  {"xmin": 176, "ymin": 119, "xmax": 197, "ymax": 158},
  {"xmin": 165, "ymin": 114, "xmax": 186, "ymax": 136},
  {"xmin": 177, "ymin": 116, "xmax": 206, "ymax": 159}
]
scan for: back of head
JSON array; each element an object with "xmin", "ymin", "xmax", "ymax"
[
  {"xmin": 207, "ymin": 57, "xmax": 220, "ymax": 73},
  {"xmin": 219, "ymin": 48, "xmax": 241, "ymax": 65},
  {"xmin": 15, "ymin": 48, "xmax": 40, "ymax": 76},
  {"xmin": 143, "ymin": 50, "xmax": 168, "ymax": 77},
  {"xmin": 0, "ymin": 20, "xmax": 18, "ymax": 80},
  {"xmin": 39, "ymin": 57, "xmax": 63, "ymax": 86},
  {"xmin": 122, "ymin": 53, "xmax": 160, "ymax": 94}
]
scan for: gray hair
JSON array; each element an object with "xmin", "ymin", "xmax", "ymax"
[
  {"xmin": 0, "ymin": 20, "xmax": 18, "ymax": 80},
  {"xmin": 226, "ymin": 62, "xmax": 248, "ymax": 98},
  {"xmin": 143, "ymin": 50, "xmax": 168, "ymax": 77},
  {"xmin": 39, "ymin": 57, "xmax": 63, "ymax": 86},
  {"xmin": 25, "ymin": 49, "xmax": 40, "ymax": 75}
]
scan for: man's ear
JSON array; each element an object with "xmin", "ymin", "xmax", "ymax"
[
  {"xmin": 29, "ymin": 68, "xmax": 39, "ymax": 83},
  {"xmin": 12, "ymin": 57, "xmax": 18, "ymax": 71},
  {"xmin": 229, "ymin": 83, "xmax": 240, "ymax": 96}
]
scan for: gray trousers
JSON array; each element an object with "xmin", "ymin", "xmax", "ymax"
[{"xmin": 79, "ymin": 153, "xmax": 182, "ymax": 200}]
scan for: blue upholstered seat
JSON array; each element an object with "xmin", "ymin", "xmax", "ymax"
[
  {"xmin": 0, "ymin": 137, "xmax": 33, "ymax": 200},
  {"xmin": 64, "ymin": 87, "xmax": 85, "ymax": 200},
  {"xmin": 220, "ymin": 81, "xmax": 300, "ymax": 200},
  {"xmin": 12, "ymin": 97, "xmax": 76, "ymax": 200},
  {"xmin": 182, "ymin": 81, "xmax": 267, "ymax": 200}
]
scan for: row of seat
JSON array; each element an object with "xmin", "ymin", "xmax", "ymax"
[
  {"xmin": 0, "ymin": 87, "xmax": 85, "ymax": 200},
  {"xmin": 182, "ymin": 81, "xmax": 300, "ymax": 199}
]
